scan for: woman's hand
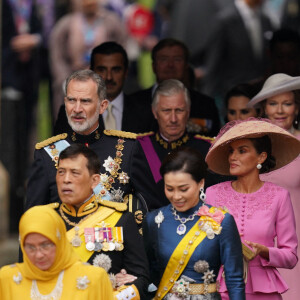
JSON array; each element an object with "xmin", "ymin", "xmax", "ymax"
[
  {"xmin": 244, "ymin": 240, "xmax": 269, "ymax": 260},
  {"xmin": 115, "ymin": 269, "xmax": 137, "ymax": 287}
]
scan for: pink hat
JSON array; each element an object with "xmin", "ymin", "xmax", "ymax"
[{"xmin": 205, "ymin": 118, "xmax": 300, "ymax": 175}]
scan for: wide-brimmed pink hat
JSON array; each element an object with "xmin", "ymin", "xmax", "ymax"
[
  {"xmin": 247, "ymin": 73, "xmax": 300, "ymax": 107},
  {"xmin": 205, "ymin": 118, "xmax": 300, "ymax": 175}
]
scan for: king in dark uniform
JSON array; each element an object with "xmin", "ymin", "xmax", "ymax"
[
  {"xmin": 50, "ymin": 143, "xmax": 149, "ymax": 299},
  {"xmin": 135, "ymin": 79, "xmax": 229, "ymax": 210},
  {"xmin": 26, "ymin": 69, "xmax": 154, "ymax": 221}
]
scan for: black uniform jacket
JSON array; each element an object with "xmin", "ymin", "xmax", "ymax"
[
  {"xmin": 135, "ymin": 132, "xmax": 232, "ymax": 210},
  {"xmin": 25, "ymin": 127, "xmax": 154, "ymax": 214}
]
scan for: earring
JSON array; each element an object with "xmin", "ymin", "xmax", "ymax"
[
  {"xmin": 256, "ymin": 163, "xmax": 262, "ymax": 170},
  {"xmin": 199, "ymin": 187, "xmax": 206, "ymax": 201}
]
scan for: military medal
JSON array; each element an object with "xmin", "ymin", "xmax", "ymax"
[
  {"xmin": 84, "ymin": 228, "xmax": 95, "ymax": 251},
  {"xmin": 94, "ymin": 228, "xmax": 103, "ymax": 252},
  {"xmin": 102, "ymin": 240, "xmax": 109, "ymax": 251},
  {"xmin": 71, "ymin": 226, "xmax": 82, "ymax": 247},
  {"xmin": 113, "ymin": 227, "xmax": 124, "ymax": 251}
]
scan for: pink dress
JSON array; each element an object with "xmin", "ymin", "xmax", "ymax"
[
  {"xmin": 260, "ymin": 143, "xmax": 300, "ymax": 300},
  {"xmin": 206, "ymin": 181, "xmax": 298, "ymax": 300}
]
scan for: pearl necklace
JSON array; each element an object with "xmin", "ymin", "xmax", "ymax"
[
  {"xmin": 30, "ymin": 270, "xmax": 64, "ymax": 300},
  {"xmin": 171, "ymin": 206, "xmax": 199, "ymax": 235}
]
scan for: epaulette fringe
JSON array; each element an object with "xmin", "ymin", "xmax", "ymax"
[
  {"xmin": 194, "ymin": 134, "xmax": 215, "ymax": 144},
  {"xmin": 35, "ymin": 133, "xmax": 68, "ymax": 149},
  {"xmin": 136, "ymin": 131, "xmax": 154, "ymax": 138},
  {"xmin": 104, "ymin": 129, "xmax": 136, "ymax": 139}
]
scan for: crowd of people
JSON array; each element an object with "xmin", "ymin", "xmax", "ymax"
[{"xmin": 1, "ymin": 0, "xmax": 300, "ymax": 299}]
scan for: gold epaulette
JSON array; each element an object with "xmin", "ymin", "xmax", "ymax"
[
  {"xmin": 194, "ymin": 134, "xmax": 215, "ymax": 144},
  {"xmin": 136, "ymin": 131, "xmax": 154, "ymax": 138},
  {"xmin": 35, "ymin": 133, "xmax": 68, "ymax": 150},
  {"xmin": 97, "ymin": 198, "xmax": 128, "ymax": 212},
  {"xmin": 45, "ymin": 202, "xmax": 60, "ymax": 209},
  {"xmin": 104, "ymin": 129, "xmax": 137, "ymax": 139}
]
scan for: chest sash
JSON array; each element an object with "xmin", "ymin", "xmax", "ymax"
[
  {"xmin": 66, "ymin": 206, "xmax": 122, "ymax": 262},
  {"xmin": 155, "ymin": 207, "xmax": 222, "ymax": 299}
]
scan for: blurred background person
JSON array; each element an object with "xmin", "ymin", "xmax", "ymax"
[
  {"xmin": 224, "ymin": 83, "xmax": 260, "ymax": 123},
  {"xmin": 206, "ymin": 118, "xmax": 299, "ymax": 300},
  {"xmin": 248, "ymin": 74, "xmax": 300, "ymax": 300},
  {"xmin": 144, "ymin": 147, "xmax": 245, "ymax": 299},
  {"xmin": 49, "ymin": 0, "xmax": 127, "ymax": 120},
  {"xmin": 1, "ymin": 0, "xmax": 42, "ymax": 232},
  {"xmin": 129, "ymin": 38, "xmax": 220, "ymax": 137},
  {"xmin": 202, "ymin": 0, "xmax": 273, "ymax": 120},
  {"xmin": 0, "ymin": 205, "xmax": 113, "ymax": 299}
]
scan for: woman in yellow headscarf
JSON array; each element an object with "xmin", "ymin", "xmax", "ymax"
[{"xmin": 0, "ymin": 205, "xmax": 113, "ymax": 300}]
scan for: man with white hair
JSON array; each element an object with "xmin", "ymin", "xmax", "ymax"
[{"xmin": 136, "ymin": 79, "xmax": 226, "ymax": 209}]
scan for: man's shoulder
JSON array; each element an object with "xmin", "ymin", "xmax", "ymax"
[
  {"xmin": 103, "ymin": 129, "xmax": 137, "ymax": 140},
  {"xmin": 35, "ymin": 133, "xmax": 68, "ymax": 150}
]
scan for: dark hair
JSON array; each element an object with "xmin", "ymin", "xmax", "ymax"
[
  {"xmin": 151, "ymin": 38, "xmax": 189, "ymax": 62},
  {"xmin": 225, "ymin": 83, "xmax": 259, "ymax": 108},
  {"xmin": 90, "ymin": 42, "xmax": 129, "ymax": 71},
  {"xmin": 58, "ymin": 144, "xmax": 101, "ymax": 174},
  {"xmin": 160, "ymin": 147, "xmax": 207, "ymax": 183},
  {"xmin": 249, "ymin": 136, "xmax": 276, "ymax": 173},
  {"xmin": 270, "ymin": 28, "xmax": 300, "ymax": 53}
]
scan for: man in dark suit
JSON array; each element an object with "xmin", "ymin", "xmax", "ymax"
[
  {"xmin": 202, "ymin": 0, "xmax": 273, "ymax": 104},
  {"xmin": 54, "ymin": 42, "xmax": 154, "ymax": 134},
  {"xmin": 129, "ymin": 38, "xmax": 221, "ymax": 137}
]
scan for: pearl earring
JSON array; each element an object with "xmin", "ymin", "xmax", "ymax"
[{"xmin": 257, "ymin": 163, "xmax": 262, "ymax": 170}]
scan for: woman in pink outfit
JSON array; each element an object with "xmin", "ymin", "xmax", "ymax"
[
  {"xmin": 248, "ymin": 74, "xmax": 300, "ymax": 300},
  {"xmin": 205, "ymin": 119, "xmax": 300, "ymax": 300}
]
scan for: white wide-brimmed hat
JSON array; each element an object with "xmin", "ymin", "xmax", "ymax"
[
  {"xmin": 205, "ymin": 118, "xmax": 300, "ymax": 175},
  {"xmin": 247, "ymin": 73, "xmax": 300, "ymax": 107}
]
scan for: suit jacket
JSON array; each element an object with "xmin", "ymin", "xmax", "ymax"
[
  {"xmin": 129, "ymin": 86, "xmax": 220, "ymax": 137},
  {"xmin": 203, "ymin": 4, "xmax": 273, "ymax": 99},
  {"xmin": 53, "ymin": 94, "xmax": 155, "ymax": 135},
  {"xmin": 206, "ymin": 181, "xmax": 298, "ymax": 294}
]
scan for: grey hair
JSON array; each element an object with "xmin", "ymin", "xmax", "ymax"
[
  {"xmin": 152, "ymin": 79, "xmax": 191, "ymax": 110},
  {"xmin": 64, "ymin": 69, "xmax": 107, "ymax": 101}
]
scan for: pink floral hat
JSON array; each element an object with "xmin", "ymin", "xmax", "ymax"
[{"xmin": 205, "ymin": 118, "xmax": 300, "ymax": 175}]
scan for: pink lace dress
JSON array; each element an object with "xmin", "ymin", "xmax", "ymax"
[
  {"xmin": 260, "ymin": 143, "xmax": 300, "ymax": 300},
  {"xmin": 206, "ymin": 181, "xmax": 298, "ymax": 300}
]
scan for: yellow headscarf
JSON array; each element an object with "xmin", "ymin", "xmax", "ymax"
[{"xmin": 17, "ymin": 206, "xmax": 79, "ymax": 281}]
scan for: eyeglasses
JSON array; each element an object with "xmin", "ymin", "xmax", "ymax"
[{"xmin": 24, "ymin": 242, "xmax": 55, "ymax": 254}]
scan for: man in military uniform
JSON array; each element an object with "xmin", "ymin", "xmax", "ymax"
[
  {"xmin": 53, "ymin": 143, "xmax": 149, "ymax": 299},
  {"xmin": 135, "ymin": 79, "xmax": 227, "ymax": 209},
  {"xmin": 25, "ymin": 69, "xmax": 153, "ymax": 216}
]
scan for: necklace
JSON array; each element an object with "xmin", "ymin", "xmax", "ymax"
[
  {"xmin": 59, "ymin": 205, "xmax": 96, "ymax": 247},
  {"xmin": 31, "ymin": 270, "xmax": 64, "ymax": 300},
  {"xmin": 171, "ymin": 206, "xmax": 199, "ymax": 235}
]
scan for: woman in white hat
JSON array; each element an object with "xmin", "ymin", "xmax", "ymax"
[
  {"xmin": 205, "ymin": 118, "xmax": 299, "ymax": 300},
  {"xmin": 248, "ymin": 74, "xmax": 300, "ymax": 300}
]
